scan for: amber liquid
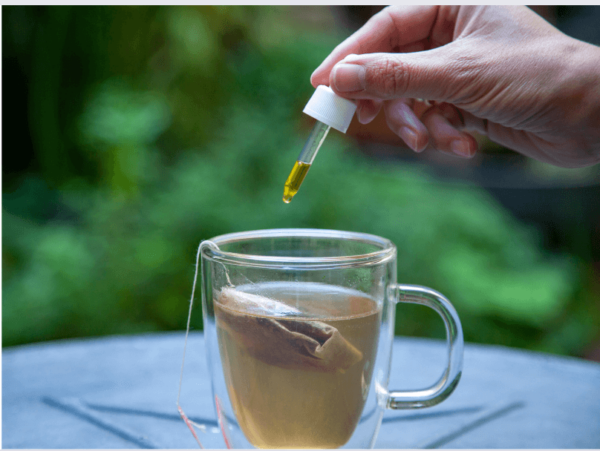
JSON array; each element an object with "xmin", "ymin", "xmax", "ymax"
[
  {"xmin": 282, "ymin": 161, "xmax": 311, "ymax": 203},
  {"xmin": 215, "ymin": 283, "xmax": 381, "ymax": 449}
]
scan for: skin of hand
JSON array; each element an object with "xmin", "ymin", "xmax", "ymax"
[{"xmin": 311, "ymin": 5, "xmax": 600, "ymax": 168}]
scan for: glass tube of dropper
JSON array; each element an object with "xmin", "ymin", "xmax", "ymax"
[{"xmin": 283, "ymin": 120, "xmax": 331, "ymax": 203}]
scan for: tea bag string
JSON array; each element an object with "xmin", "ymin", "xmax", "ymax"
[{"xmin": 177, "ymin": 240, "xmax": 225, "ymax": 448}]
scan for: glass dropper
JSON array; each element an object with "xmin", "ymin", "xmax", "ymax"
[
  {"xmin": 282, "ymin": 85, "xmax": 357, "ymax": 204},
  {"xmin": 283, "ymin": 120, "xmax": 330, "ymax": 203}
]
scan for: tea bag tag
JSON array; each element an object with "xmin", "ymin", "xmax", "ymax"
[{"xmin": 177, "ymin": 240, "xmax": 222, "ymax": 448}]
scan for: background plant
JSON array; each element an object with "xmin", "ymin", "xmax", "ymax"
[{"xmin": 3, "ymin": 6, "xmax": 599, "ymax": 357}]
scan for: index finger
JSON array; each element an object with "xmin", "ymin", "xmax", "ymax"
[{"xmin": 311, "ymin": 5, "xmax": 440, "ymax": 87}]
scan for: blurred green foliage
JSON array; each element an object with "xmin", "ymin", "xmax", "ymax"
[{"xmin": 3, "ymin": 6, "xmax": 599, "ymax": 356}]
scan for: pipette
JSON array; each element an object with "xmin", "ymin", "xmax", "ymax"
[
  {"xmin": 283, "ymin": 121, "xmax": 330, "ymax": 203},
  {"xmin": 282, "ymin": 85, "xmax": 357, "ymax": 204}
]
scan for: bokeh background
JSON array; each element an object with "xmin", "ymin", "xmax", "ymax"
[{"xmin": 3, "ymin": 5, "xmax": 600, "ymax": 361}]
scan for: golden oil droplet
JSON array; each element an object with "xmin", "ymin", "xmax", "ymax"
[{"xmin": 282, "ymin": 161, "xmax": 311, "ymax": 203}]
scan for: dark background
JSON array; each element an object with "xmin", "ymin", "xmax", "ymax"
[{"xmin": 3, "ymin": 6, "xmax": 600, "ymax": 360}]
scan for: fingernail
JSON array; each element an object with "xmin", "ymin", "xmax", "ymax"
[
  {"xmin": 357, "ymin": 104, "xmax": 371, "ymax": 124},
  {"xmin": 451, "ymin": 139, "xmax": 472, "ymax": 158},
  {"xmin": 400, "ymin": 127, "xmax": 419, "ymax": 152},
  {"xmin": 342, "ymin": 54, "xmax": 361, "ymax": 62},
  {"xmin": 333, "ymin": 64, "xmax": 366, "ymax": 92},
  {"xmin": 356, "ymin": 103, "xmax": 365, "ymax": 123}
]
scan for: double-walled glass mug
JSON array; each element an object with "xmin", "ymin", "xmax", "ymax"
[{"xmin": 199, "ymin": 229, "xmax": 463, "ymax": 449}]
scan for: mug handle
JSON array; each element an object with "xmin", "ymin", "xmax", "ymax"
[{"xmin": 385, "ymin": 284, "xmax": 464, "ymax": 409}]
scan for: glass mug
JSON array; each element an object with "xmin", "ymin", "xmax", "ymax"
[{"xmin": 199, "ymin": 229, "xmax": 463, "ymax": 449}]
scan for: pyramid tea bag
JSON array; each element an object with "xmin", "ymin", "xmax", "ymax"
[{"xmin": 215, "ymin": 286, "xmax": 363, "ymax": 373}]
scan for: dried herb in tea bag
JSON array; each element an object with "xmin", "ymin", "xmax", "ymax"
[{"xmin": 215, "ymin": 287, "xmax": 362, "ymax": 373}]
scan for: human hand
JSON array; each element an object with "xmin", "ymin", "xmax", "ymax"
[{"xmin": 312, "ymin": 6, "xmax": 600, "ymax": 168}]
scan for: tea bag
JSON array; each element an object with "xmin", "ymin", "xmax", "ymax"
[{"xmin": 216, "ymin": 287, "xmax": 362, "ymax": 373}]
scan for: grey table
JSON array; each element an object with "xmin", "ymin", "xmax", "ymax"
[{"xmin": 3, "ymin": 332, "xmax": 600, "ymax": 449}]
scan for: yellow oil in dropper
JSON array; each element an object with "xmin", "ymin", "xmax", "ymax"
[
  {"xmin": 283, "ymin": 161, "xmax": 311, "ymax": 203},
  {"xmin": 283, "ymin": 120, "xmax": 330, "ymax": 203}
]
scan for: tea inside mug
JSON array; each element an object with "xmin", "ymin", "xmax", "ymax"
[{"xmin": 214, "ymin": 282, "xmax": 381, "ymax": 449}]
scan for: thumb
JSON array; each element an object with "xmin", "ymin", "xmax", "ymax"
[{"xmin": 329, "ymin": 47, "xmax": 475, "ymax": 103}]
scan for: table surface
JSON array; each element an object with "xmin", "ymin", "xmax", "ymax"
[{"xmin": 3, "ymin": 332, "xmax": 600, "ymax": 449}]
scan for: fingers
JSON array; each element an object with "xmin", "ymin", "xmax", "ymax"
[
  {"xmin": 384, "ymin": 101, "xmax": 478, "ymax": 158},
  {"xmin": 311, "ymin": 6, "xmax": 439, "ymax": 87},
  {"xmin": 420, "ymin": 104, "xmax": 477, "ymax": 158},
  {"xmin": 328, "ymin": 46, "xmax": 468, "ymax": 102},
  {"xmin": 356, "ymin": 99, "xmax": 383, "ymax": 124},
  {"xmin": 384, "ymin": 99, "xmax": 429, "ymax": 152}
]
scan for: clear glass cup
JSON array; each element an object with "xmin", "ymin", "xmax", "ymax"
[{"xmin": 200, "ymin": 229, "xmax": 463, "ymax": 449}]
